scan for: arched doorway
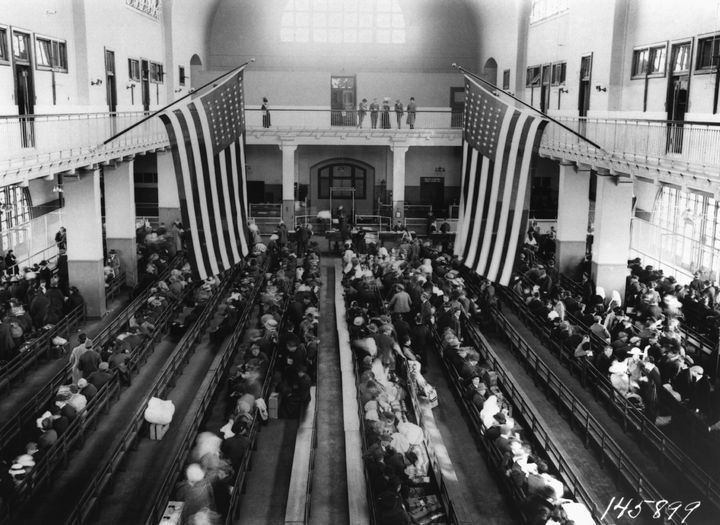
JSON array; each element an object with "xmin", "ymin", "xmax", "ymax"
[
  {"xmin": 483, "ymin": 57, "xmax": 498, "ymax": 87},
  {"xmin": 190, "ymin": 54, "xmax": 203, "ymax": 89},
  {"xmin": 309, "ymin": 158, "xmax": 375, "ymax": 218}
]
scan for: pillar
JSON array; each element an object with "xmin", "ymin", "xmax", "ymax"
[
  {"xmin": 63, "ymin": 169, "xmax": 106, "ymax": 318},
  {"xmin": 281, "ymin": 144, "xmax": 297, "ymax": 227},
  {"xmin": 556, "ymin": 162, "xmax": 590, "ymax": 279},
  {"xmin": 591, "ymin": 172, "xmax": 633, "ymax": 301},
  {"xmin": 391, "ymin": 145, "xmax": 408, "ymax": 225},
  {"xmin": 104, "ymin": 159, "xmax": 138, "ymax": 287},
  {"xmin": 157, "ymin": 150, "xmax": 181, "ymax": 227}
]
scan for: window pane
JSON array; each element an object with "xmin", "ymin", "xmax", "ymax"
[
  {"xmin": 673, "ymin": 43, "xmax": 690, "ymax": 72},
  {"xmin": 328, "ymin": 28, "xmax": 342, "ymax": 42},
  {"xmin": 358, "ymin": 29, "xmax": 372, "ymax": 43},
  {"xmin": 649, "ymin": 46, "xmax": 666, "ymax": 74},
  {"xmin": 0, "ymin": 28, "xmax": 8, "ymax": 61},
  {"xmin": 313, "ymin": 28, "xmax": 327, "ymax": 42},
  {"xmin": 377, "ymin": 13, "xmax": 391, "ymax": 28},
  {"xmin": 377, "ymin": 29, "xmax": 390, "ymax": 43},
  {"xmin": 391, "ymin": 30, "xmax": 404, "ymax": 44},
  {"xmin": 13, "ymin": 32, "xmax": 28, "ymax": 60},
  {"xmin": 358, "ymin": 14, "xmax": 373, "ymax": 27},
  {"xmin": 36, "ymin": 39, "xmax": 51, "ymax": 67},
  {"xmin": 57, "ymin": 42, "xmax": 67, "ymax": 69}
]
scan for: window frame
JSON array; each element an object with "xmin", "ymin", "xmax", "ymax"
[
  {"xmin": 0, "ymin": 25, "xmax": 9, "ymax": 65},
  {"xmin": 502, "ymin": 69, "xmax": 510, "ymax": 90},
  {"xmin": 34, "ymin": 33, "xmax": 68, "ymax": 73},
  {"xmin": 695, "ymin": 33, "xmax": 720, "ymax": 73},
  {"xmin": 669, "ymin": 39, "xmax": 692, "ymax": 75},
  {"xmin": 128, "ymin": 58, "xmax": 140, "ymax": 81},
  {"xmin": 526, "ymin": 65, "xmax": 542, "ymax": 87},
  {"xmin": 551, "ymin": 61, "xmax": 566, "ymax": 85},
  {"xmin": 149, "ymin": 61, "xmax": 164, "ymax": 83},
  {"xmin": 178, "ymin": 65, "xmax": 185, "ymax": 86},
  {"xmin": 631, "ymin": 42, "xmax": 667, "ymax": 79},
  {"xmin": 317, "ymin": 164, "xmax": 367, "ymax": 200}
]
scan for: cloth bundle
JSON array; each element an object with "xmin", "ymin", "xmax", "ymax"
[{"xmin": 144, "ymin": 397, "xmax": 175, "ymax": 425}]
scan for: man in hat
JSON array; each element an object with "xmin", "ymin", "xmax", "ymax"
[
  {"xmin": 369, "ymin": 97, "xmax": 379, "ymax": 129},
  {"xmin": 87, "ymin": 361, "xmax": 113, "ymax": 390},
  {"xmin": 380, "ymin": 97, "xmax": 391, "ymax": 129},
  {"xmin": 387, "ymin": 283, "xmax": 412, "ymax": 317},
  {"xmin": 394, "ymin": 99, "xmax": 404, "ymax": 128}
]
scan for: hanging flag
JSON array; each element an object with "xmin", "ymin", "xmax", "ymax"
[
  {"xmin": 454, "ymin": 75, "xmax": 548, "ymax": 286},
  {"xmin": 159, "ymin": 68, "xmax": 250, "ymax": 279}
]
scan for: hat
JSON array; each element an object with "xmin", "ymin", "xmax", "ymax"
[
  {"xmin": 547, "ymin": 311, "xmax": 559, "ymax": 321},
  {"xmin": 77, "ymin": 378, "xmax": 88, "ymax": 389},
  {"xmin": 186, "ymin": 463, "xmax": 205, "ymax": 483},
  {"xmin": 690, "ymin": 365, "xmax": 704, "ymax": 376},
  {"xmin": 265, "ymin": 319, "xmax": 279, "ymax": 328},
  {"xmin": 493, "ymin": 412, "xmax": 507, "ymax": 424},
  {"xmin": 99, "ymin": 361, "xmax": 109, "ymax": 371},
  {"xmin": 628, "ymin": 347, "xmax": 643, "ymax": 357},
  {"xmin": 353, "ymin": 316, "xmax": 364, "ymax": 326}
]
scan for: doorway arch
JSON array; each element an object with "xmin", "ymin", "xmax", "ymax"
[
  {"xmin": 309, "ymin": 158, "xmax": 376, "ymax": 217},
  {"xmin": 190, "ymin": 54, "xmax": 203, "ymax": 89},
  {"xmin": 483, "ymin": 57, "xmax": 498, "ymax": 87}
]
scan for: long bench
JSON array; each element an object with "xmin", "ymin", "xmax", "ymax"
[
  {"xmin": 64, "ymin": 263, "xmax": 248, "ymax": 525},
  {"xmin": 0, "ymin": 255, "xmax": 183, "ymax": 460},
  {"xmin": 284, "ymin": 385, "xmax": 318, "ymax": 525},
  {"xmin": 494, "ymin": 278, "xmax": 720, "ymax": 510},
  {"xmin": 0, "ymin": 273, "xmax": 190, "ymax": 524}
]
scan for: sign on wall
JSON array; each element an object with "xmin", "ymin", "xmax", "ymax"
[{"xmin": 126, "ymin": 0, "xmax": 160, "ymax": 19}]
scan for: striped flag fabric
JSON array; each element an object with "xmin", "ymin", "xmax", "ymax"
[
  {"xmin": 454, "ymin": 75, "xmax": 548, "ymax": 286},
  {"xmin": 159, "ymin": 68, "xmax": 250, "ymax": 279}
]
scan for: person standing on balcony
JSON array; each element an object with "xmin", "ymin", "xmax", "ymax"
[
  {"xmin": 358, "ymin": 98, "xmax": 368, "ymax": 128},
  {"xmin": 369, "ymin": 98, "xmax": 379, "ymax": 129},
  {"xmin": 394, "ymin": 99, "xmax": 404, "ymax": 128},
  {"xmin": 381, "ymin": 97, "xmax": 391, "ymax": 129},
  {"xmin": 406, "ymin": 97, "xmax": 417, "ymax": 129},
  {"xmin": 261, "ymin": 97, "xmax": 271, "ymax": 128},
  {"xmin": 5, "ymin": 250, "xmax": 18, "ymax": 276},
  {"xmin": 55, "ymin": 227, "xmax": 67, "ymax": 251}
]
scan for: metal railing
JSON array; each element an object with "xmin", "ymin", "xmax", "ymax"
[
  {"xmin": 0, "ymin": 111, "xmax": 168, "ymax": 173},
  {"xmin": 541, "ymin": 116, "xmax": 720, "ymax": 174}
]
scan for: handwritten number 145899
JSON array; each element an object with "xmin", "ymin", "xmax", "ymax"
[{"xmin": 600, "ymin": 497, "xmax": 701, "ymax": 523}]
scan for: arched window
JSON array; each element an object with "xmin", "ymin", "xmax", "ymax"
[{"xmin": 280, "ymin": 0, "xmax": 406, "ymax": 44}]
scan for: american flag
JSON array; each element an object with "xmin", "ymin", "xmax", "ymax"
[
  {"xmin": 454, "ymin": 75, "xmax": 547, "ymax": 286},
  {"xmin": 159, "ymin": 69, "xmax": 250, "ymax": 279}
]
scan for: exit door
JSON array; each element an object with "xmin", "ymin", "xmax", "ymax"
[
  {"xmin": 331, "ymin": 76, "xmax": 356, "ymax": 126},
  {"xmin": 578, "ymin": 54, "xmax": 593, "ymax": 136},
  {"xmin": 141, "ymin": 59, "xmax": 150, "ymax": 112},
  {"xmin": 420, "ymin": 177, "xmax": 445, "ymax": 214},
  {"xmin": 666, "ymin": 76, "xmax": 688, "ymax": 154}
]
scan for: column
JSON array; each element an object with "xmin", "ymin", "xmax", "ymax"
[
  {"xmin": 104, "ymin": 159, "xmax": 138, "ymax": 287},
  {"xmin": 556, "ymin": 161, "xmax": 590, "ymax": 279},
  {"xmin": 63, "ymin": 169, "xmax": 106, "ymax": 318},
  {"xmin": 391, "ymin": 145, "xmax": 408, "ymax": 225},
  {"xmin": 281, "ymin": 144, "xmax": 297, "ymax": 226},
  {"xmin": 157, "ymin": 149, "xmax": 181, "ymax": 227},
  {"xmin": 592, "ymin": 171, "xmax": 634, "ymax": 300}
]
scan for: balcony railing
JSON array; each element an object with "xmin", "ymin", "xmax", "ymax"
[
  {"xmin": 542, "ymin": 116, "xmax": 720, "ymax": 174},
  {"xmin": 5, "ymin": 109, "xmax": 720, "ymax": 181}
]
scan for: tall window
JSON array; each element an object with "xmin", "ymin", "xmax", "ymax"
[
  {"xmin": 0, "ymin": 185, "xmax": 32, "ymax": 234},
  {"xmin": 178, "ymin": 65, "xmax": 185, "ymax": 86},
  {"xmin": 128, "ymin": 58, "xmax": 140, "ymax": 80},
  {"xmin": 281, "ymin": 0, "xmax": 406, "ymax": 44},
  {"xmin": 670, "ymin": 42, "xmax": 691, "ymax": 74},
  {"xmin": 551, "ymin": 62, "xmax": 566, "ymax": 85},
  {"xmin": 526, "ymin": 65, "xmax": 541, "ymax": 87},
  {"xmin": 502, "ymin": 69, "xmax": 510, "ymax": 90},
  {"xmin": 35, "ymin": 36, "xmax": 68, "ymax": 72},
  {"xmin": 696, "ymin": 35, "xmax": 720, "ymax": 71},
  {"xmin": 149, "ymin": 62, "xmax": 164, "ymax": 83}
]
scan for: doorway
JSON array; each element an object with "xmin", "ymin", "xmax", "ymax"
[
  {"xmin": 12, "ymin": 30, "xmax": 34, "ymax": 148},
  {"xmin": 578, "ymin": 54, "xmax": 593, "ymax": 135},
  {"xmin": 420, "ymin": 177, "xmax": 445, "ymax": 214},
  {"xmin": 330, "ymin": 76, "xmax": 356, "ymax": 126},
  {"xmin": 141, "ymin": 59, "xmax": 150, "ymax": 112},
  {"xmin": 450, "ymin": 87, "xmax": 465, "ymax": 128},
  {"xmin": 105, "ymin": 49, "xmax": 118, "ymax": 135},
  {"xmin": 666, "ymin": 77, "xmax": 688, "ymax": 153},
  {"xmin": 540, "ymin": 64, "xmax": 552, "ymax": 113}
]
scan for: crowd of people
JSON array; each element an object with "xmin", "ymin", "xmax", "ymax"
[
  {"xmin": 173, "ymin": 238, "xmax": 320, "ymax": 525},
  {"xmin": 358, "ymin": 96, "xmax": 417, "ymax": 130},
  {"xmin": 338, "ymin": 233, "xmax": 595, "ymax": 525},
  {"xmin": 512, "ymin": 252, "xmax": 720, "ymax": 431}
]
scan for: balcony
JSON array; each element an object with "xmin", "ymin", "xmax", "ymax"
[
  {"xmin": 3, "ymin": 108, "xmax": 720, "ymax": 186},
  {"xmin": 540, "ymin": 116, "xmax": 720, "ymax": 182}
]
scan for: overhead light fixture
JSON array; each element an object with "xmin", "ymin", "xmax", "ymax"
[{"xmin": 52, "ymin": 184, "xmax": 63, "ymax": 193}]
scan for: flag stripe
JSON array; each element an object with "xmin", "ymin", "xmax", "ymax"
[
  {"xmin": 483, "ymin": 113, "xmax": 531, "ymax": 279},
  {"xmin": 187, "ymin": 104, "xmax": 223, "ymax": 275},
  {"xmin": 219, "ymin": 149, "xmax": 241, "ymax": 262},
  {"xmin": 461, "ymin": 151, "xmax": 484, "ymax": 264},
  {"xmin": 231, "ymin": 139, "xmax": 250, "ymax": 256},
  {"xmin": 458, "ymin": 148, "xmax": 479, "ymax": 260},
  {"xmin": 159, "ymin": 113, "xmax": 204, "ymax": 277},
  {"xmin": 173, "ymin": 108, "xmax": 213, "ymax": 278},
  {"xmin": 454, "ymin": 141, "xmax": 471, "ymax": 256},
  {"xmin": 498, "ymin": 119, "xmax": 547, "ymax": 284},
  {"xmin": 475, "ymin": 111, "xmax": 522, "ymax": 276},
  {"xmin": 194, "ymin": 102, "xmax": 233, "ymax": 270}
]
